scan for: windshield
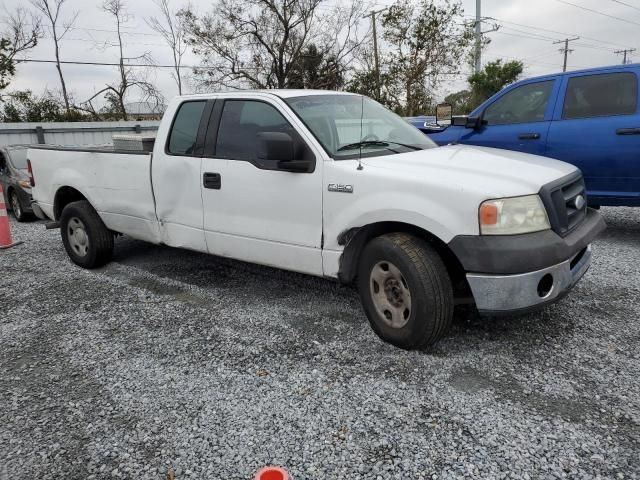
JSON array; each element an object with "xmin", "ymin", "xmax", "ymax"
[
  {"xmin": 8, "ymin": 148, "xmax": 28, "ymax": 169},
  {"xmin": 286, "ymin": 95, "xmax": 437, "ymax": 159}
]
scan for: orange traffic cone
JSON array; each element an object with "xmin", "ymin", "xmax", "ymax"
[
  {"xmin": 254, "ymin": 466, "xmax": 290, "ymax": 480},
  {"xmin": 0, "ymin": 184, "xmax": 23, "ymax": 249}
]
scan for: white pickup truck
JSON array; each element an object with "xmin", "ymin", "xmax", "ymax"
[{"xmin": 28, "ymin": 90, "xmax": 605, "ymax": 349}]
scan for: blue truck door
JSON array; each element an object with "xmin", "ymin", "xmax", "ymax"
[
  {"xmin": 456, "ymin": 78, "xmax": 559, "ymax": 155},
  {"xmin": 546, "ymin": 69, "xmax": 640, "ymax": 206}
]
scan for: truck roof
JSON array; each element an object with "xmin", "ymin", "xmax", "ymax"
[
  {"xmin": 173, "ymin": 89, "xmax": 359, "ymax": 101},
  {"xmin": 520, "ymin": 62, "xmax": 640, "ymax": 82}
]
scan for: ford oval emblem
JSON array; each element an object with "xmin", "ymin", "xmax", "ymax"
[{"xmin": 573, "ymin": 195, "xmax": 585, "ymax": 210}]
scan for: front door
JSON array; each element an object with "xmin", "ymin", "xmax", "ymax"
[
  {"xmin": 200, "ymin": 96, "xmax": 324, "ymax": 275},
  {"xmin": 459, "ymin": 79, "xmax": 558, "ymax": 156}
]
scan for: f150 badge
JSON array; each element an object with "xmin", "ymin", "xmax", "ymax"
[{"xmin": 328, "ymin": 183, "xmax": 354, "ymax": 193}]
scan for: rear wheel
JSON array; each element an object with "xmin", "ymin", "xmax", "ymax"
[
  {"xmin": 357, "ymin": 233, "xmax": 453, "ymax": 349},
  {"xmin": 10, "ymin": 191, "xmax": 30, "ymax": 222},
  {"xmin": 60, "ymin": 200, "xmax": 114, "ymax": 268}
]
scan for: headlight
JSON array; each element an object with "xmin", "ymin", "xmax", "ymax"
[
  {"xmin": 479, "ymin": 194, "xmax": 550, "ymax": 235},
  {"xmin": 18, "ymin": 180, "xmax": 31, "ymax": 189}
]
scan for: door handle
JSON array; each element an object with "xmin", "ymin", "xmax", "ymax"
[
  {"xmin": 203, "ymin": 172, "xmax": 221, "ymax": 189},
  {"xmin": 616, "ymin": 127, "xmax": 640, "ymax": 135},
  {"xmin": 518, "ymin": 133, "xmax": 540, "ymax": 140}
]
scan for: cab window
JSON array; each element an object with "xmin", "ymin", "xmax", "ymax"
[
  {"xmin": 563, "ymin": 72, "xmax": 637, "ymax": 119},
  {"xmin": 167, "ymin": 101, "xmax": 207, "ymax": 155},
  {"xmin": 215, "ymin": 100, "xmax": 295, "ymax": 161},
  {"xmin": 483, "ymin": 81, "xmax": 554, "ymax": 125}
]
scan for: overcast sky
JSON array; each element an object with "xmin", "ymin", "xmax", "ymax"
[{"xmin": 2, "ymin": 0, "xmax": 638, "ymax": 108}]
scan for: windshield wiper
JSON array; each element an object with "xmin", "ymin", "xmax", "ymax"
[
  {"xmin": 384, "ymin": 141, "xmax": 423, "ymax": 151},
  {"xmin": 337, "ymin": 140, "xmax": 393, "ymax": 152},
  {"xmin": 337, "ymin": 140, "xmax": 423, "ymax": 152}
]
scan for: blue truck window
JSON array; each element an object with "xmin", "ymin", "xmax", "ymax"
[
  {"xmin": 562, "ymin": 72, "xmax": 637, "ymax": 119},
  {"xmin": 483, "ymin": 81, "xmax": 554, "ymax": 125}
]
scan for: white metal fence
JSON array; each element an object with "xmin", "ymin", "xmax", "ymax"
[{"xmin": 0, "ymin": 121, "xmax": 160, "ymax": 147}]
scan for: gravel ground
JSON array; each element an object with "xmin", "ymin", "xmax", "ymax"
[{"xmin": 1, "ymin": 207, "xmax": 639, "ymax": 480}]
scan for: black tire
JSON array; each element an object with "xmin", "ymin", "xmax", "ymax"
[
  {"xmin": 60, "ymin": 200, "xmax": 114, "ymax": 268},
  {"xmin": 10, "ymin": 190, "xmax": 31, "ymax": 222},
  {"xmin": 357, "ymin": 233, "xmax": 453, "ymax": 349}
]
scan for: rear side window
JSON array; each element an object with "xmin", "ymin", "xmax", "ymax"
[
  {"xmin": 8, "ymin": 149, "xmax": 28, "ymax": 169},
  {"xmin": 215, "ymin": 100, "xmax": 294, "ymax": 161},
  {"xmin": 167, "ymin": 101, "xmax": 206, "ymax": 155},
  {"xmin": 483, "ymin": 81, "xmax": 554, "ymax": 125},
  {"xmin": 563, "ymin": 72, "xmax": 637, "ymax": 119}
]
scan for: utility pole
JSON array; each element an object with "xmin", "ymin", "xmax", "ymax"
[
  {"xmin": 363, "ymin": 8, "xmax": 387, "ymax": 101},
  {"xmin": 475, "ymin": 0, "xmax": 481, "ymax": 74},
  {"xmin": 472, "ymin": 2, "xmax": 499, "ymax": 74},
  {"xmin": 615, "ymin": 48, "xmax": 636, "ymax": 64},
  {"xmin": 553, "ymin": 37, "xmax": 580, "ymax": 72}
]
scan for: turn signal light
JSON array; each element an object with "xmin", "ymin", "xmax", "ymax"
[{"xmin": 479, "ymin": 203, "xmax": 498, "ymax": 225}]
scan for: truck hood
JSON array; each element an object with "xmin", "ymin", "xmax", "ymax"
[{"xmin": 360, "ymin": 145, "xmax": 577, "ymax": 197}]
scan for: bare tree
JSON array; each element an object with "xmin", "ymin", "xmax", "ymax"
[
  {"xmin": 146, "ymin": 0, "xmax": 187, "ymax": 95},
  {"xmin": 181, "ymin": 0, "xmax": 369, "ymax": 91},
  {"xmin": 29, "ymin": 0, "xmax": 77, "ymax": 114},
  {"xmin": 1, "ymin": 7, "xmax": 42, "ymax": 92},
  {"xmin": 80, "ymin": 0, "xmax": 163, "ymax": 120}
]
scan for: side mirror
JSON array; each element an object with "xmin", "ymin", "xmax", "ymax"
[
  {"xmin": 256, "ymin": 131, "xmax": 311, "ymax": 173},
  {"xmin": 436, "ymin": 103, "xmax": 452, "ymax": 125},
  {"xmin": 451, "ymin": 115, "xmax": 481, "ymax": 129},
  {"xmin": 257, "ymin": 131, "xmax": 294, "ymax": 162}
]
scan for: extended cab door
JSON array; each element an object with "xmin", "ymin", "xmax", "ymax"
[
  {"xmin": 200, "ymin": 95, "xmax": 324, "ymax": 275},
  {"xmin": 546, "ymin": 69, "xmax": 640, "ymax": 205},
  {"xmin": 458, "ymin": 78, "xmax": 560, "ymax": 155},
  {"xmin": 151, "ymin": 99, "xmax": 211, "ymax": 252}
]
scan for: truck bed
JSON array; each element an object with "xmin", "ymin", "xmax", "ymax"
[{"xmin": 28, "ymin": 145, "xmax": 161, "ymax": 244}]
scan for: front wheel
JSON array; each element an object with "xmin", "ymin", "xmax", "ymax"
[
  {"xmin": 357, "ymin": 233, "xmax": 453, "ymax": 349},
  {"xmin": 60, "ymin": 200, "xmax": 114, "ymax": 268}
]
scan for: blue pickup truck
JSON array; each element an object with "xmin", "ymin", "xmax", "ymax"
[{"xmin": 426, "ymin": 64, "xmax": 640, "ymax": 207}]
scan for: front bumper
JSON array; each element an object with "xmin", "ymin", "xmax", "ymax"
[{"xmin": 467, "ymin": 244, "xmax": 592, "ymax": 314}]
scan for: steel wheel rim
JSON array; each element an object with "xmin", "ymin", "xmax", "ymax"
[
  {"xmin": 369, "ymin": 260, "xmax": 412, "ymax": 329},
  {"xmin": 67, "ymin": 217, "xmax": 89, "ymax": 257},
  {"xmin": 11, "ymin": 193, "xmax": 21, "ymax": 218}
]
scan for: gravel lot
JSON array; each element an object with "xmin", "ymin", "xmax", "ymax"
[{"xmin": 1, "ymin": 207, "xmax": 639, "ymax": 479}]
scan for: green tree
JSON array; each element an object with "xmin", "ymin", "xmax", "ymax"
[
  {"xmin": 0, "ymin": 90, "xmax": 85, "ymax": 122},
  {"xmin": 0, "ymin": 39, "xmax": 15, "ymax": 92},
  {"xmin": 442, "ymin": 59, "xmax": 523, "ymax": 115},
  {"xmin": 444, "ymin": 89, "xmax": 472, "ymax": 115},
  {"xmin": 467, "ymin": 59, "xmax": 523, "ymax": 108}
]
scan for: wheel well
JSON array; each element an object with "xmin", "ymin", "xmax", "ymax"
[
  {"xmin": 54, "ymin": 186, "xmax": 87, "ymax": 220},
  {"xmin": 337, "ymin": 222, "xmax": 471, "ymax": 298},
  {"xmin": 6, "ymin": 186, "xmax": 15, "ymax": 209}
]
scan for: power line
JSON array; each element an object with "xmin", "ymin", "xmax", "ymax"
[
  {"xmin": 555, "ymin": 0, "xmax": 640, "ymax": 28},
  {"xmin": 471, "ymin": 15, "xmax": 637, "ymax": 50},
  {"xmin": 16, "ymin": 59, "xmax": 211, "ymax": 69},
  {"xmin": 17, "ymin": 58, "xmax": 468, "ymax": 76},
  {"xmin": 611, "ymin": 0, "xmax": 640, "ymax": 13},
  {"xmin": 0, "ymin": 19, "xmax": 163, "ymax": 38}
]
